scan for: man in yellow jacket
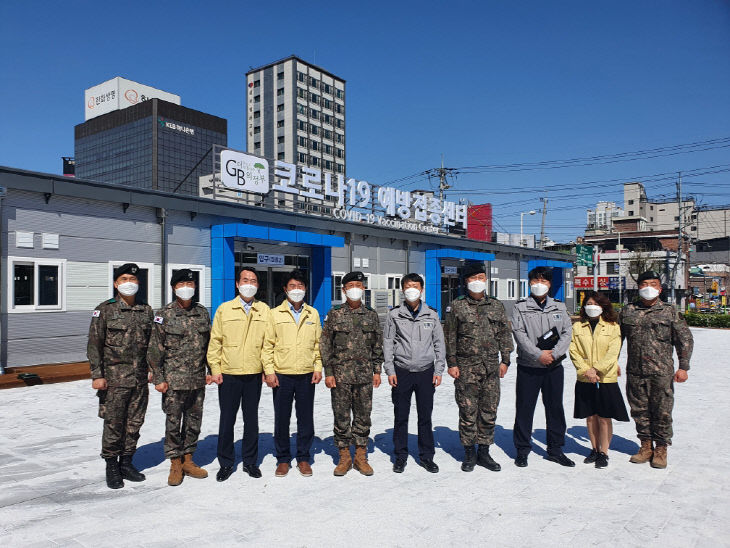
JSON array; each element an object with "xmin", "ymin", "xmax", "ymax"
[
  {"xmin": 262, "ymin": 269, "xmax": 323, "ymax": 477},
  {"xmin": 207, "ymin": 267, "xmax": 271, "ymax": 482}
]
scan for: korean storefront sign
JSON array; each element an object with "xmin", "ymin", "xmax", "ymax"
[{"xmin": 220, "ymin": 149, "xmax": 467, "ymax": 232}]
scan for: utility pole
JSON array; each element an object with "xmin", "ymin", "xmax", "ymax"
[
  {"xmin": 437, "ymin": 154, "xmax": 450, "ymax": 204},
  {"xmin": 672, "ymin": 172, "xmax": 682, "ymax": 305},
  {"xmin": 618, "ymin": 230, "xmax": 623, "ymax": 306},
  {"xmin": 539, "ymin": 194, "xmax": 548, "ymax": 249}
]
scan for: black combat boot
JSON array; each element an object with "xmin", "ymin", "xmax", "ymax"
[
  {"xmin": 105, "ymin": 457, "xmax": 124, "ymax": 489},
  {"xmin": 461, "ymin": 445, "xmax": 477, "ymax": 472},
  {"xmin": 477, "ymin": 444, "xmax": 501, "ymax": 471},
  {"xmin": 119, "ymin": 455, "xmax": 146, "ymax": 482}
]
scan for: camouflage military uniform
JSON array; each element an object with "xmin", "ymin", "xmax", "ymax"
[
  {"xmin": 87, "ymin": 298, "xmax": 154, "ymax": 459},
  {"xmin": 320, "ymin": 304, "xmax": 384, "ymax": 448},
  {"xmin": 444, "ymin": 295, "xmax": 513, "ymax": 447},
  {"xmin": 619, "ymin": 300, "xmax": 693, "ymax": 445},
  {"xmin": 147, "ymin": 301, "xmax": 211, "ymax": 459}
]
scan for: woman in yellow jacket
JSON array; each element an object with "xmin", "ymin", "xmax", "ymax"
[{"xmin": 570, "ymin": 291, "xmax": 629, "ymax": 468}]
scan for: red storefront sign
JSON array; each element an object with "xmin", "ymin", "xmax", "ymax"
[{"xmin": 574, "ymin": 276, "xmax": 609, "ymax": 289}]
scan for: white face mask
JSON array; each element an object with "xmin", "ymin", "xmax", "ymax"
[
  {"xmin": 639, "ymin": 286, "xmax": 660, "ymax": 301},
  {"xmin": 403, "ymin": 287, "xmax": 422, "ymax": 302},
  {"xmin": 467, "ymin": 280, "xmax": 487, "ymax": 294},
  {"xmin": 287, "ymin": 289, "xmax": 306, "ymax": 303},
  {"xmin": 585, "ymin": 305, "xmax": 602, "ymax": 318},
  {"xmin": 175, "ymin": 286, "xmax": 195, "ymax": 301},
  {"xmin": 530, "ymin": 282, "xmax": 549, "ymax": 297},
  {"xmin": 344, "ymin": 287, "xmax": 363, "ymax": 301},
  {"xmin": 238, "ymin": 284, "xmax": 258, "ymax": 299},
  {"xmin": 117, "ymin": 282, "xmax": 139, "ymax": 297}
]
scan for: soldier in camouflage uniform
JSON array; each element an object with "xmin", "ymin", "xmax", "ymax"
[
  {"xmin": 147, "ymin": 269, "xmax": 212, "ymax": 486},
  {"xmin": 444, "ymin": 263, "xmax": 513, "ymax": 472},
  {"xmin": 321, "ymin": 271, "xmax": 384, "ymax": 476},
  {"xmin": 87, "ymin": 262, "xmax": 153, "ymax": 489},
  {"xmin": 619, "ymin": 270, "xmax": 693, "ymax": 469}
]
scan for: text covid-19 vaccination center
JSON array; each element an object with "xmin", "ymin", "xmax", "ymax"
[{"xmin": 0, "ymin": 162, "xmax": 574, "ymax": 370}]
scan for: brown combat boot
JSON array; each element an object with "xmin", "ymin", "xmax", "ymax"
[
  {"xmin": 168, "ymin": 457, "xmax": 184, "ymax": 486},
  {"xmin": 629, "ymin": 439, "xmax": 653, "ymax": 464},
  {"xmin": 181, "ymin": 453, "xmax": 208, "ymax": 479},
  {"xmin": 651, "ymin": 444, "xmax": 668, "ymax": 469},
  {"xmin": 334, "ymin": 447, "xmax": 353, "ymax": 476},
  {"xmin": 353, "ymin": 446, "xmax": 374, "ymax": 476}
]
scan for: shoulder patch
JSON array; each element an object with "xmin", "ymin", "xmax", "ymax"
[
  {"xmin": 333, "ymin": 304, "xmax": 341, "ymax": 310},
  {"xmin": 92, "ymin": 310, "xmax": 101, "ymax": 318},
  {"xmin": 154, "ymin": 316, "xmax": 164, "ymax": 324},
  {"xmin": 107, "ymin": 298, "xmax": 116, "ymax": 304},
  {"xmin": 456, "ymin": 295, "xmax": 465, "ymax": 300}
]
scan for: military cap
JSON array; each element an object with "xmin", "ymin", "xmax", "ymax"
[
  {"xmin": 342, "ymin": 271, "xmax": 365, "ymax": 286},
  {"xmin": 637, "ymin": 270, "xmax": 662, "ymax": 284},
  {"xmin": 113, "ymin": 263, "xmax": 140, "ymax": 280},
  {"xmin": 462, "ymin": 262, "xmax": 486, "ymax": 281},
  {"xmin": 170, "ymin": 269, "xmax": 195, "ymax": 287}
]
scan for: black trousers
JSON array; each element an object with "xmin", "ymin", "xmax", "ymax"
[
  {"xmin": 513, "ymin": 364, "xmax": 566, "ymax": 457},
  {"xmin": 392, "ymin": 365, "xmax": 435, "ymax": 460},
  {"xmin": 272, "ymin": 373, "xmax": 316, "ymax": 464},
  {"xmin": 217, "ymin": 373, "xmax": 263, "ymax": 467}
]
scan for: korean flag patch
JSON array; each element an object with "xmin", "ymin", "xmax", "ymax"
[
  {"xmin": 553, "ymin": 313, "xmax": 562, "ymax": 320},
  {"xmin": 154, "ymin": 316, "xmax": 164, "ymax": 324},
  {"xmin": 445, "ymin": 306, "xmax": 452, "ymax": 313},
  {"xmin": 92, "ymin": 310, "xmax": 101, "ymax": 318}
]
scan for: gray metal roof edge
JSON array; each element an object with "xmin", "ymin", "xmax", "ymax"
[
  {"xmin": 245, "ymin": 55, "xmax": 346, "ymax": 83},
  {"xmin": 0, "ymin": 165, "xmax": 573, "ymax": 261}
]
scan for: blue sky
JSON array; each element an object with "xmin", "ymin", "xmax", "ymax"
[{"xmin": 1, "ymin": 0, "xmax": 729, "ymax": 241}]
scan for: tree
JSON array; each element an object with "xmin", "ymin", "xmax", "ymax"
[{"xmin": 627, "ymin": 244, "xmax": 665, "ymax": 284}]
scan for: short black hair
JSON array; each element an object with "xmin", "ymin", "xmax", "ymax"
[
  {"xmin": 283, "ymin": 269, "xmax": 308, "ymax": 288},
  {"xmin": 401, "ymin": 273, "xmax": 424, "ymax": 289},
  {"xmin": 528, "ymin": 266, "xmax": 553, "ymax": 281},
  {"xmin": 236, "ymin": 266, "xmax": 259, "ymax": 283}
]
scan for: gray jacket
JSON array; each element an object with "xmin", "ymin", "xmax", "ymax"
[
  {"xmin": 510, "ymin": 296, "xmax": 572, "ymax": 368},
  {"xmin": 383, "ymin": 302, "xmax": 446, "ymax": 376}
]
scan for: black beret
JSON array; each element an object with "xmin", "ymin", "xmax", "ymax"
[
  {"xmin": 637, "ymin": 270, "xmax": 662, "ymax": 284},
  {"xmin": 462, "ymin": 262, "xmax": 486, "ymax": 281},
  {"xmin": 114, "ymin": 263, "xmax": 139, "ymax": 280},
  {"xmin": 342, "ymin": 271, "xmax": 365, "ymax": 286},
  {"xmin": 170, "ymin": 269, "xmax": 195, "ymax": 287}
]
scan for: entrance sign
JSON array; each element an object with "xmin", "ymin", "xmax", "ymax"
[
  {"xmin": 257, "ymin": 253, "xmax": 285, "ymax": 266},
  {"xmin": 218, "ymin": 149, "xmax": 467, "ymax": 232},
  {"xmin": 444, "ymin": 266, "xmax": 458, "ymax": 275}
]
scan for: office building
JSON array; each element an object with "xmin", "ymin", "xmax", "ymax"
[{"xmin": 75, "ymin": 98, "xmax": 227, "ymax": 195}]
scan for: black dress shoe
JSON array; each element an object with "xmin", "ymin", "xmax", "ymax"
[
  {"xmin": 584, "ymin": 449, "xmax": 599, "ymax": 464},
  {"xmin": 595, "ymin": 452, "xmax": 609, "ymax": 469},
  {"xmin": 547, "ymin": 453, "xmax": 576, "ymax": 467},
  {"xmin": 515, "ymin": 455, "xmax": 528, "ymax": 467},
  {"xmin": 242, "ymin": 464, "xmax": 262, "ymax": 478},
  {"xmin": 393, "ymin": 458, "xmax": 407, "ymax": 473},
  {"xmin": 419, "ymin": 459, "xmax": 439, "ymax": 473},
  {"xmin": 216, "ymin": 466, "xmax": 234, "ymax": 482}
]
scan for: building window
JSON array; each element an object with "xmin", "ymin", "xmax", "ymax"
[
  {"xmin": 277, "ymin": 104, "xmax": 284, "ymax": 112},
  {"xmin": 254, "ymin": 141, "xmax": 261, "ymax": 149},
  {"xmin": 277, "ymin": 136, "xmax": 285, "ymax": 144},
  {"xmin": 323, "ymin": 98, "xmax": 332, "ymax": 110},
  {"xmin": 310, "ymin": 93, "xmax": 319, "ymax": 104},
  {"xmin": 691, "ymin": 225, "xmax": 697, "ymax": 231},
  {"xmin": 298, "ymin": 136, "xmax": 307, "ymax": 147},
  {"xmin": 297, "ymin": 71, "xmax": 306, "ymax": 83},
  {"xmin": 253, "ymin": 126, "xmax": 261, "ymax": 134},
  {"xmin": 335, "ymin": 103, "xmax": 343, "ymax": 113},
  {"xmin": 9, "ymin": 257, "xmax": 66, "ymax": 312},
  {"xmin": 167, "ymin": 264, "xmax": 206, "ymax": 305},
  {"xmin": 332, "ymin": 272, "xmax": 345, "ymax": 301},
  {"xmin": 674, "ymin": 216, "xmax": 679, "ymax": 221},
  {"xmin": 309, "ymin": 76, "xmax": 318, "ymax": 87},
  {"xmin": 277, "ymin": 120, "xmax": 285, "ymax": 128},
  {"xmin": 298, "ymin": 152, "xmax": 307, "ymax": 163},
  {"xmin": 628, "ymin": 199, "xmax": 634, "ymax": 205},
  {"xmin": 336, "ymin": 163, "xmax": 344, "ymax": 173},
  {"xmin": 336, "ymin": 119, "xmax": 344, "ymax": 129},
  {"xmin": 323, "ymin": 114, "xmax": 331, "ymax": 124},
  {"xmin": 277, "ymin": 71, "xmax": 284, "ymax": 80},
  {"xmin": 311, "ymin": 125, "xmax": 319, "ymax": 136},
  {"xmin": 519, "ymin": 279, "xmax": 528, "ymax": 298},
  {"xmin": 324, "ymin": 144, "xmax": 333, "ymax": 155},
  {"xmin": 311, "ymin": 157, "xmax": 319, "ymax": 166},
  {"xmin": 297, "ymin": 88, "xmax": 307, "ymax": 99},
  {"xmin": 323, "ymin": 83, "xmax": 331, "ymax": 94},
  {"xmin": 297, "ymin": 104, "xmax": 306, "ymax": 115},
  {"xmin": 336, "ymin": 148, "xmax": 344, "ymax": 158},
  {"xmin": 253, "ymin": 80, "xmax": 260, "ymax": 88},
  {"xmin": 336, "ymin": 134, "xmax": 344, "ymax": 144},
  {"xmin": 311, "ymin": 141, "xmax": 319, "ymax": 151},
  {"xmin": 325, "ymin": 160, "xmax": 333, "ymax": 170},
  {"xmin": 323, "ymin": 129, "xmax": 332, "ymax": 139},
  {"xmin": 490, "ymin": 279, "xmax": 499, "ymax": 298},
  {"xmin": 298, "ymin": 120, "xmax": 308, "ymax": 131},
  {"xmin": 628, "ymin": 210, "xmax": 634, "ymax": 216},
  {"xmin": 253, "ymin": 111, "xmax": 261, "ymax": 119},
  {"xmin": 254, "ymin": 95, "xmax": 260, "ymax": 102},
  {"xmin": 310, "ymin": 109, "xmax": 319, "ymax": 120},
  {"xmin": 336, "ymin": 89, "xmax": 344, "ymax": 99},
  {"xmin": 278, "ymin": 152, "xmax": 285, "ymax": 160},
  {"xmin": 277, "ymin": 88, "xmax": 284, "ymax": 96},
  {"xmin": 507, "ymin": 279, "xmax": 517, "ymax": 299},
  {"xmin": 109, "ymin": 261, "xmax": 153, "ymax": 306}
]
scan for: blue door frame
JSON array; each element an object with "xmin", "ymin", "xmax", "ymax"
[
  {"xmin": 526, "ymin": 259, "xmax": 573, "ymax": 301},
  {"xmin": 211, "ymin": 223, "xmax": 344, "ymax": 322},
  {"xmin": 425, "ymin": 248, "xmax": 495, "ymax": 317}
]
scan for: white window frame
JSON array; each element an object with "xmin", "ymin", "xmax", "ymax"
[
  {"xmin": 8, "ymin": 256, "xmax": 67, "ymax": 313},
  {"xmin": 108, "ymin": 261, "xmax": 155, "ymax": 304},
  {"xmin": 332, "ymin": 271, "xmax": 346, "ymax": 304},
  {"xmin": 507, "ymin": 279, "xmax": 517, "ymax": 300},
  {"xmin": 166, "ymin": 264, "xmax": 207, "ymax": 304},
  {"xmin": 520, "ymin": 279, "xmax": 528, "ymax": 299},
  {"xmin": 490, "ymin": 278, "xmax": 499, "ymax": 298},
  {"xmin": 566, "ymin": 280, "xmax": 574, "ymax": 299}
]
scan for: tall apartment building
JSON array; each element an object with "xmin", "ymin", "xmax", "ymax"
[
  {"xmin": 245, "ymin": 56, "xmax": 345, "ymax": 213},
  {"xmin": 586, "ymin": 201, "xmax": 624, "ymax": 234}
]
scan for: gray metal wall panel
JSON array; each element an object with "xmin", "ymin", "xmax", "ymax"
[
  {"xmin": 6, "ymin": 311, "xmax": 93, "ymax": 340},
  {"xmin": 7, "ymin": 335, "xmax": 88, "ymax": 367}
]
